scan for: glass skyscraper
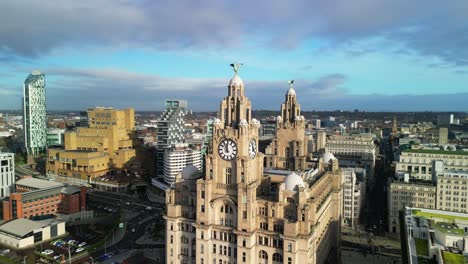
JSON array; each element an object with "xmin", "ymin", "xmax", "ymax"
[{"xmin": 23, "ymin": 71, "xmax": 47, "ymax": 156}]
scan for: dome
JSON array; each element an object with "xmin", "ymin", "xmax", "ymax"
[
  {"xmin": 287, "ymin": 87, "xmax": 296, "ymax": 96},
  {"xmin": 322, "ymin": 152, "xmax": 336, "ymax": 163},
  {"xmin": 229, "ymin": 74, "xmax": 244, "ymax": 87},
  {"xmin": 276, "ymin": 115, "xmax": 282, "ymax": 121},
  {"xmin": 213, "ymin": 118, "xmax": 222, "ymax": 125},
  {"xmin": 284, "ymin": 172, "xmax": 305, "ymax": 191},
  {"xmin": 239, "ymin": 119, "xmax": 248, "ymax": 126},
  {"xmin": 251, "ymin": 118, "xmax": 260, "ymax": 127},
  {"xmin": 181, "ymin": 165, "xmax": 199, "ymax": 180}
]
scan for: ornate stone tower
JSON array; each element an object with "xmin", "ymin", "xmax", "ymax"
[
  {"xmin": 194, "ymin": 64, "xmax": 263, "ymax": 263},
  {"xmin": 265, "ymin": 81, "xmax": 308, "ymax": 171}
]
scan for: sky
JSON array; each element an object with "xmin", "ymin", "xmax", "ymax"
[{"xmin": 0, "ymin": 0, "xmax": 467, "ymax": 112}]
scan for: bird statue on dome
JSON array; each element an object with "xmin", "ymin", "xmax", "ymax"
[
  {"xmin": 230, "ymin": 63, "xmax": 243, "ymax": 73},
  {"xmin": 288, "ymin": 80, "xmax": 294, "ymax": 87}
]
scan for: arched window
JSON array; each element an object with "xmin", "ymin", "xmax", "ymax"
[
  {"xmin": 273, "ymin": 253, "xmax": 282, "ymax": 262},
  {"xmin": 259, "ymin": 250, "xmax": 268, "ymax": 259},
  {"xmin": 287, "ymin": 197, "xmax": 295, "ymax": 204}
]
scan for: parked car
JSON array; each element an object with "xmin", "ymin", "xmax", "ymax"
[
  {"xmin": 78, "ymin": 242, "xmax": 87, "ymax": 247},
  {"xmin": 75, "ymin": 247, "xmax": 85, "ymax": 253},
  {"xmin": 41, "ymin": 249, "xmax": 54, "ymax": 255}
]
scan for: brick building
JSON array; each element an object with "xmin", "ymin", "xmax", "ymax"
[{"xmin": 2, "ymin": 177, "xmax": 86, "ymax": 221}]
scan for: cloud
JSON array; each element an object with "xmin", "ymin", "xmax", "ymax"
[
  {"xmin": 1, "ymin": 0, "xmax": 468, "ymax": 65},
  {"xmin": 2, "ymin": 67, "xmax": 465, "ymax": 112}
]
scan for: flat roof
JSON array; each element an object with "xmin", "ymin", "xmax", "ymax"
[
  {"xmin": 16, "ymin": 178, "xmax": 64, "ymax": 189},
  {"xmin": 403, "ymin": 149, "xmax": 468, "ymax": 156},
  {"xmin": 0, "ymin": 218, "xmax": 60, "ymax": 238}
]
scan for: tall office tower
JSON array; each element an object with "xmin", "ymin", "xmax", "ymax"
[
  {"xmin": 0, "ymin": 152, "xmax": 15, "ymax": 198},
  {"xmin": 264, "ymin": 81, "xmax": 309, "ymax": 170},
  {"xmin": 165, "ymin": 65, "xmax": 342, "ymax": 264},
  {"xmin": 163, "ymin": 143, "xmax": 202, "ymax": 185},
  {"xmin": 438, "ymin": 127, "xmax": 448, "ymax": 145},
  {"xmin": 156, "ymin": 100, "xmax": 188, "ymax": 178},
  {"xmin": 46, "ymin": 107, "xmax": 136, "ymax": 184},
  {"xmin": 23, "ymin": 71, "xmax": 47, "ymax": 157}
]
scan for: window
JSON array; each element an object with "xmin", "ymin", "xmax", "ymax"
[
  {"xmin": 273, "ymin": 253, "xmax": 282, "ymax": 262},
  {"xmin": 259, "ymin": 250, "xmax": 268, "ymax": 259},
  {"xmin": 213, "ymin": 244, "xmax": 216, "ymax": 253},
  {"xmin": 201, "ymin": 231, "xmax": 204, "ymax": 239},
  {"xmin": 242, "ymin": 252, "xmax": 246, "ymax": 262},
  {"xmin": 288, "ymin": 257, "xmax": 292, "ymax": 264},
  {"xmin": 170, "ymin": 235, "xmax": 173, "ymax": 244},
  {"xmin": 288, "ymin": 243, "xmax": 292, "ymax": 252},
  {"xmin": 201, "ymin": 205, "xmax": 205, "ymax": 212}
]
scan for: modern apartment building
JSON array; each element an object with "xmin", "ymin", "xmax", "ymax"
[
  {"xmin": 0, "ymin": 152, "xmax": 15, "ymax": 198},
  {"xmin": 156, "ymin": 100, "xmax": 188, "ymax": 178},
  {"xmin": 163, "ymin": 143, "xmax": 202, "ymax": 185},
  {"xmin": 2, "ymin": 177, "xmax": 87, "ymax": 221},
  {"xmin": 46, "ymin": 107, "xmax": 136, "ymax": 184},
  {"xmin": 164, "ymin": 65, "xmax": 342, "ymax": 264},
  {"xmin": 23, "ymin": 71, "xmax": 47, "ymax": 156}
]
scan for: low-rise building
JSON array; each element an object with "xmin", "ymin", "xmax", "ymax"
[
  {"xmin": 0, "ymin": 218, "xmax": 65, "ymax": 249},
  {"xmin": 2, "ymin": 177, "xmax": 86, "ymax": 221},
  {"xmin": 402, "ymin": 207, "xmax": 468, "ymax": 264}
]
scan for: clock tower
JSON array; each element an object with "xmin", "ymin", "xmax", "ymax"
[{"xmin": 195, "ymin": 64, "xmax": 264, "ymax": 263}]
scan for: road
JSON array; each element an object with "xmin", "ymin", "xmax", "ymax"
[
  {"xmin": 367, "ymin": 138, "xmax": 393, "ymax": 236},
  {"xmin": 73, "ymin": 190, "xmax": 166, "ymax": 263}
]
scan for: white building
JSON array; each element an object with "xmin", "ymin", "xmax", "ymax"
[
  {"xmin": 163, "ymin": 143, "xmax": 201, "ymax": 185},
  {"xmin": 0, "ymin": 218, "xmax": 65, "ymax": 249},
  {"xmin": 342, "ymin": 168, "xmax": 366, "ymax": 228},
  {"xmin": 0, "ymin": 152, "xmax": 15, "ymax": 198},
  {"xmin": 156, "ymin": 100, "xmax": 188, "ymax": 178},
  {"xmin": 403, "ymin": 207, "xmax": 468, "ymax": 264},
  {"xmin": 325, "ymin": 133, "xmax": 376, "ymax": 179},
  {"xmin": 23, "ymin": 71, "xmax": 47, "ymax": 156}
]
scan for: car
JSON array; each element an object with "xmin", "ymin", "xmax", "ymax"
[
  {"xmin": 78, "ymin": 242, "xmax": 87, "ymax": 247},
  {"xmin": 53, "ymin": 255, "xmax": 62, "ymax": 260},
  {"xmin": 125, "ymin": 202, "xmax": 131, "ymax": 206},
  {"xmin": 42, "ymin": 249, "xmax": 54, "ymax": 255},
  {"xmin": 145, "ymin": 206, "xmax": 152, "ymax": 210},
  {"xmin": 75, "ymin": 247, "xmax": 85, "ymax": 253}
]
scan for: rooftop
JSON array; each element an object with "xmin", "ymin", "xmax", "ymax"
[
  {"xmin": 403, "ymin": 149, "xmax": 468, "ymax": 156},
  {"xmin": 412, "ymin": 209, "xmax": 468, "ymax": 222},
  {"xmin": 0, "ymin": 218, "xmax": 59, "ymax": 238},
  {"xmin": 16, "ymin": 178, "xmax": 64, "ymax": 189},
  {"xmin": 432, "ymin": 222, "xmax": 465, "ymax": 236}
]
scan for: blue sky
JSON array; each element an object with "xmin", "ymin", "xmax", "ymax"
[{"xmin": 0, "ymin": 0, "xmax": 467, "ymax": 111}]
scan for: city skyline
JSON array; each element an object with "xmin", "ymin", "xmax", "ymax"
[{"xmin": 1, "ymin": 0, "xmax": 468, "ymax": 111}]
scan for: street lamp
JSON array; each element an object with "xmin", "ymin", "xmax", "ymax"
[{"xmin": 23, "ymin": 256, "xmax": 26, "ymax": 264}]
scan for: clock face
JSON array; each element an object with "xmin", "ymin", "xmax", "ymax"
[
  {"xmin": 248, "ymin": 140, "xmax": 257, "ymax": 159},
  {"xmin": 218, "ymin": 139, "xmax": 238, "ymax": 160}
]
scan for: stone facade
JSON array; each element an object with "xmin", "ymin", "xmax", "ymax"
[{"xmin": 165, "ymin": 67, "xmax": 342, "ymax": 264}]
